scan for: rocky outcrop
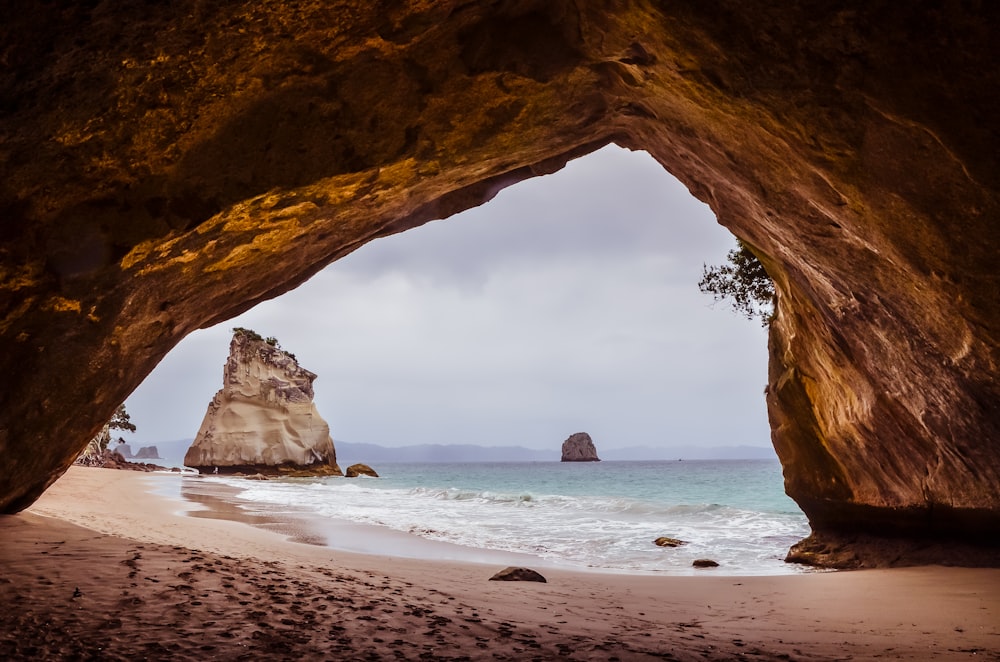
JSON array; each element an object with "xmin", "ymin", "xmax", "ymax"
[
  {"xmin": 74, "ymin": 448, "xmax": 164, "ymax": 472},
  {"xmin": 0, "ymin": 3, "xmax": 998, "ymax": 565},
  {"xmin": 561, "ymin": 433, "xmax": 600, "ymax": 462},
  {"xmin": 344, "ymin": 463, "xmax": 379, "ymax": 478},
  {"xmin": 134, "ymin": 446, "xmax": 161, "ymax": 460},
  {"xmin": 111, "ymin": 442, "xmax": 160, "ymax": 460},
  {"xmin": 489, "ymin": 567, "xmax": 547, "ymax": 583},
  {"xmin": 184, "ymin": 330, "xmax": 342, "ymax": 476}
]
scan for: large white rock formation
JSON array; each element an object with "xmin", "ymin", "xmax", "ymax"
[{"xmin": 184, "ymin": 329, "xmax": 341, "ymax": 476}]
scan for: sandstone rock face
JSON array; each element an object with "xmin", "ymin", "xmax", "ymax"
[
  {"xmin": 561, "ymin": 433, "xmax": 601, "ymax": 462},
  {"xmin": 183, "ymin": 330, "xmax": 341, "ymax": 476},
  {"xmin": 0, "ymin": 2, "xmax": 997, "ymax": 562}
]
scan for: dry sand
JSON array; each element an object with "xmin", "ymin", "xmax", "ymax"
[{"xmin": 1, "ymin": 467, "xmax": 998, "ymax": 660}]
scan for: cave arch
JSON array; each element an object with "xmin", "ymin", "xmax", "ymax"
[
  {"xmin": 124, "ymin": 145, "xmax": 774, "ymax": 456},
  {"xmin": 1, "ymin": 2, "xmax": 997, "ymax": 562}
]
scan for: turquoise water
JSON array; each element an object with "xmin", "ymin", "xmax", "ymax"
[
  {"xmin": 371, "ymin": 460, "xmax": 800, "ymax": 514},
  {"xmin": 217, "ymin": 459, "xmax": 812, "ymax": 575}
]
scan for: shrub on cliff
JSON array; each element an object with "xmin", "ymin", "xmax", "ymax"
[
  {"xmin": 699, "ymin": 239, "xmax": 775, "ymax": 326},
  {"xmin": 232, "ymin": 326, "xmax": 263, "ymax": 342},
  {"xmin": 231, "ymin": 327, "xmax": 296, "ymax": 361},
  {"xmin": 75, "ymin": 403, "xmax": 137, "ymax": 464},
  {"xmin": 109, "ymin": 404, "xmax": 136, "ymax": 436}
]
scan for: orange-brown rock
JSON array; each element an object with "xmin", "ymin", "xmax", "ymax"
[
  {"xmin": 1, "ymin": 2, "xmax": 997, "ymax": 563},
  {"xmin": 344, "ymin": 463, "xmax": 379, "ymax": 478}
]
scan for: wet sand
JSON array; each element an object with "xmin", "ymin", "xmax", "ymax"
[{"xmin": 1, "ymin": 466, "xmax": 998, "ymax": 660}]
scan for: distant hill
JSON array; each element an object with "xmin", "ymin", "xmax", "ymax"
[
  {"xmin": 334, "ymin": 442, "xmax": 556, "ymax": 465},
  {"xmin": 334, "ymin": 441, "xmax": 775, "ymax": 464},
  {"xmin": 136, "ymin": 438, "xmax": 194, "ymax": 468},
  {"xmin": 600, "ymin": 445, "xmax": 776, "ymax": 461},
  {"xmin": 138, "ymin": 438, "xmax": 776, "ymax": 467}
]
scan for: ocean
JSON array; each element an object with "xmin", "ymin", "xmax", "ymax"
[{"xmin": 189, "ymin": 459, "xmax": 813, "ymax": 576}]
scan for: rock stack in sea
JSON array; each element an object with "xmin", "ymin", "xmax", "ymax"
[
  {"xmin": 184, "ymin": 328, "xmax": 342, "ymax": 476},
  {"xmin": 561, "ymin": 432, "xmax": 601, "ymax": 462},
  {"xmin": 133, "ymin": 445, "xmax": 161, "ymax": 459},
  {"xmin": 111, "ymin": 440, "xmax": 134, "ymax": 458},
  {"xmin": 345, "ymin": 463, "xmax": 379, "ymax": 478},
  {"xmin": 110, "ymin": 442, "xmax": 160, "ymax": 459},
  {"xmin": 74, "ymin": 428, "xmax": 165, "ymax": 472}
]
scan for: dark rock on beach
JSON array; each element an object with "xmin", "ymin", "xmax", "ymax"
[
  {"xmin": 786, "ymin": 531, "xmax": 1000, "ymax": 570},
  {"xmin": 692, "ymin": 559, "xmax": 720, "ymax": 568},
  {"xmin": 489, "ymin": 567, "xmax": 547, "ymax": 583}
]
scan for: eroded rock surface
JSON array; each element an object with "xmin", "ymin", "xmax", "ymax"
[
  {"xmin": 184, "ymin": 330, "xmax": 341, "ymax": 476},
  {"xmin": 0, "ymin": 2, "xmax": 997, "ymax": 562},
  {"xmin": 344, "ymin": 463, "xmax": 379, "ymax": 478},
  {"xmin": 561, "ymin": 432, "xmax": 601, "ymax": 462}
]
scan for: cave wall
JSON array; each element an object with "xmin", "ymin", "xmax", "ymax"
[{"xmin": 1, "ymin": 1, "xmax": 997, "ymax": 549}]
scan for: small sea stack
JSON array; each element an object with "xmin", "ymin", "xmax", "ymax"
[
  {"xmin": 561, "ymin": 432, "xmax": 601, "ymax": 462},
  {"xmin": 345, "ymin": 463, "xmax": 379, "ymax": 478},
  {"xmin": 184, "ymin": 328, "xmax": 342, "ymax": 477}
]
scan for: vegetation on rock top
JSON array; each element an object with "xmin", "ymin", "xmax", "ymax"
[{"xmin": 232, "ymin": 327, "xmax": 296, "ymax": 361}]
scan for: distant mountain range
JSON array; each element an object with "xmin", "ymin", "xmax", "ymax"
[
  {"xmin": 334, "ymin": 442, "xmax": 555, "ymax": 464},
  {"xmin": 141, "ymin": 438, "xmax": 776, "ymax": 468},
  {"xmin": 335, "ymin": 441, "xmax": 776, "ymax": 464},
  {"xmin": 599, "ymin": 445, "xmax": 776, "ymax": 461}
]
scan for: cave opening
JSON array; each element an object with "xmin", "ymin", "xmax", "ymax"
[
  {"xmin": 115, "ymin": 145, "xmax": 808, "ymax": 574},
  {"xmin": 122, "ymin": 145, "xmax": 773, "ymax": 463}
]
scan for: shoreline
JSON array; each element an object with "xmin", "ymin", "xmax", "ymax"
[
  {"xmin": 179, "ymin": 474, "xmax": 562, "ymax": 570},
  {"xmin": 176, "ymin": 461, "xmax": 810, "ymax": 577},
  {"xmin": 2, "ymin": 466, "xmax": 998, "ymax": 660}
]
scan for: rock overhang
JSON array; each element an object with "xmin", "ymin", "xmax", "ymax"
[{"xmin": 0, "ymin": 2, "xmax": 997, "ymax": 564}]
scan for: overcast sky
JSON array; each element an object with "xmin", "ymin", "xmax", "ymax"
[{"xmin": 122, "ymin": 145, "xmax": 772, "ymax": 451}]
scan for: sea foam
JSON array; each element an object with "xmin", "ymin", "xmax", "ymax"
[{"xmin": 214, "ymin": 460, "xmax": 812, "ymax": 575}]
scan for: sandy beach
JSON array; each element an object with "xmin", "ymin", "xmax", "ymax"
[{"xmin": 1, "ymin": 467, "xmax": 998, "ymax": 660}]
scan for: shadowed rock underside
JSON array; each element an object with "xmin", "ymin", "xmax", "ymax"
[{"xmin": 1, "ymin": 1, "xmax": 998, "ymax": 564}]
